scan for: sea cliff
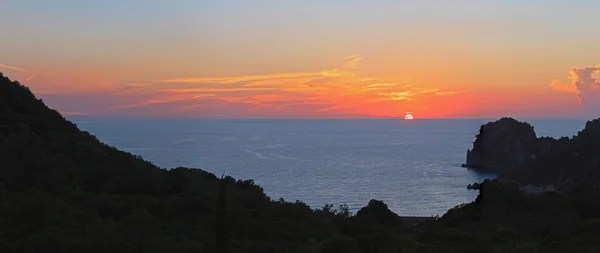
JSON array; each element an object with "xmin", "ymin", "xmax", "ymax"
[{"xmin": 463, "ymin": 117, "xmax": 600, "ymax": 191}]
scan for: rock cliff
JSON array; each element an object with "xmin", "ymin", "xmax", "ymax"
[
  {"xmin": 463, "ymin": 117, "xmax": 539, "ymax": 173},
  {"xmin": 464, "ymin": 117, "xmax": 600, "ymax": 191}
]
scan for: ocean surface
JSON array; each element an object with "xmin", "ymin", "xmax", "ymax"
[{"xmin": 71, "ymin": 118, "xmax": 587, "ymax": 216}]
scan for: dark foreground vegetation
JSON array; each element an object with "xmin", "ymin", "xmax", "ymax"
[{"xmin": 2, "ymin": 72, "xmax": 600, "ymax": 252}]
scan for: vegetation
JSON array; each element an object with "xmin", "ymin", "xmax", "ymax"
[{"xmin": 2, "ymin": 72, "xmax": 600, "ymax": 252}]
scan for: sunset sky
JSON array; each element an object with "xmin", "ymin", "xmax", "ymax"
[{"xmin": 1, "ymin": 1, "xmax": 599, "ymax": 118}]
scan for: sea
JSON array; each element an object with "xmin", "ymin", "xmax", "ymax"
[{"xmin": 71, "ymin": 118, "xmax": 587, "ymax": 216}]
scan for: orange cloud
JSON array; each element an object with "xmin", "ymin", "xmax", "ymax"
[
  {"xmin": 551, "ymin": 65, "xmax": 600, "ymax": 105},
  {"xmin": 0, "ymin": 63, "xmax": 28, "ymax": 73},
  {"xmin": 244, "ymin": 77, "xmax": 318, "ymax": 87},
  {"xmin": 377, "ymin": 89, "xmax": 441, "ymax": 101},
  {"xmin": 162, "ymin": 87, "xmax": 277, "ymax": 93},
  {"xmin": 148, "ymin": 57, "xmax": 453, "ymax": 116},
  {"xmin": 61, "ymin": 111, "xmax": 86, "ymax": 116},
  {"xmin": 436, "ymin": 91, "xmax": 464, "ymax": 95},
  {"xmin": 110, "ymin": 93, "xmax": 216, "ymax": 109},
  {"xmin": 160, "ymin": 71, "xmax": 346, "ymax": 84},
  {"xmin": 550, "ymin": 80, "xmax": 578, "ymax": 94},
  {"xmin": 22, "ymin": 55, "xmax": 463, "ymax": 118},
  {"xmin": 357, "ymin": 83, "xmax": 410, "ymax": 93}
]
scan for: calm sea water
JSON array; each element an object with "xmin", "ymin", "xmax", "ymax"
[{"xmin": 71, "ymin": 118, "xmax": 587, "ymax": 216}]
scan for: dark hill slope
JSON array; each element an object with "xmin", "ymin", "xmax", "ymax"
[
  {"xmin": 0, "ymin": 73, "xmax": 168, "ymax": 195},
  {"xmin": 0, "ymin": 73, "xmax": 411, "ymax": 253},
  {"xmin": 522, "ymin": 119, "xmax": 600, "ymax": 188},
  {"xmin": 0, "ymin": 73, "xmax": 339, "ymax": 252}
]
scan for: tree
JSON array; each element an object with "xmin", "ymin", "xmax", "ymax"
[{"xmin": 216, "ymin": 174, "xmax": 228, "ymax": 253}]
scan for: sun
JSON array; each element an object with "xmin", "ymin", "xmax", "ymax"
[{"xmin": 404, "ymin": 113, "xmax": 414, "ymax": 120}]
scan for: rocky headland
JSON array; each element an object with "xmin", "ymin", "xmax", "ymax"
[
  {"xmin": 463, "ymin": 117, "xmax": 600, "ymax": 191},
  {"xmin": 462, "ymin": 117, "xmax": 540, "ymax": 173}
]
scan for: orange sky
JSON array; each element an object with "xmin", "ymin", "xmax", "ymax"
[{"xmin": 1, "ymin": 1, "xmax": 599, "ymax": 119}]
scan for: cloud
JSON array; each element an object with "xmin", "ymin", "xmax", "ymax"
[
  {"xmin": 550, "ymin": 79, "xmax": 578, "ymax": 94},
  {"xmin": 34, "ymin": 55, "xmax": 462, "ymax": 118},
  {"xmin": 361, "ymin": 78, "xmax": 381, "ymax": 83},
  {"xmin": 0, "ymin": 63, "xmax": 28, "ymax": 73},
  {"xmin": 124, "ymin": 82, "xmax": 154, "ymax": 88},
  {"xmin": 110, "ymin": 93, "xmax": 216, "ymax": 109},
  {"xmin": 436, "ymin": 91, "xmax": 464, "ymax": 95},
  {"xmin": 61, "ymin": 111, "xmax": 86, "ymax": 116},
  {"xmin": 378, "ymin": 89, "xmax": 441, "ymax": 101},
  {"xmin": 243, "ymin": 77, "xmax": 318, "ymax": 87},
  {"xmin": 357, "ymin": 83, "xmax": 410, "ymax": 93},
  {"xmin": 343, "ymin": 55, "xmax": 362, "ymax": 69},
  {"xmin": 162, "ymin": 87, "xmax": 277, "ymax": 93},
  {"xmin": 161, "ymin": 72, "xmax": 329, "ymax": 84},
  {"xmin": 147, "ymin": 60, "xmax": 459, "ymax": 116},
  {"xmin": 552, "ymin": 65, "xmax": 600, "ymax": 105}
]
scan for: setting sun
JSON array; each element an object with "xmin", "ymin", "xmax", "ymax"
[{"xmin": 404, "ymin": 113, "xmax": 414, "ymax": 120}]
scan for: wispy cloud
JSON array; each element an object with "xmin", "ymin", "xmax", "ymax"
[
  {"xmin": 144, "ymin": 57, "xmax": 462, "ymax": 116},
  {"xmin": 61, "ymin": 111, "xmax": 86, "ymax": 116},
  {"xmin": 34, "ymin": 55, "xmax": 462, "ymax": 118},
  {"xmin": 343, "ymin": 55, "xmax": 363, "ymax": 69},
  {"xmin": 357, "ymin": 83, "xmax": 410, "ymax": 92},
  {"xmin": 162, "ymin": 87, "xmax": 277, "ymax": 93},
  {"xmin": 161, "ymin": 72, "xmax": 321, "ymax": 84},
  {"xmin": 0, "ymin": 63, "xmax": 28, "ymax": 73},
  {"xmin": 436, "ymin": 91, "xmax": 463, "ymax": 95},
  {"xmin": 110, "ymin": 93, "xmax": 216, "ymax": 109},
  {"xmin": 378, "ymin": 89, "xmax": 441, "ymax": 101}
]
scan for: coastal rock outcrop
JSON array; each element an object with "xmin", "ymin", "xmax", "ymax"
[
  {"xmin": 463, "ymin": 117, "xmax": 538, "ymax": 173},
  {"xmin": 466, "ymin": 182, "xmax": 481, "ymax": 190},
  {"xmin": 464, "ymin": 117, "xmax": 600, "ymax": 191}
]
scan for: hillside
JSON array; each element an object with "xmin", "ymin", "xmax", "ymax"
[
  {"xmin": 0, "ymin": 73, "xmax": 328, "ymax": 252},
  {"xmin": 521, "ymin": 118, "xmax": 600, "ymax": 189},
  {"xmin": 3, "ymin": 72, "xmax": 600, "ymax": 252}
]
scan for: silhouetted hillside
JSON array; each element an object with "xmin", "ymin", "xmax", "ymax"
[
  {"xmin": 3, "ymin": 72, "xmax": 600, "ymax": 252},
  {"xmin": 0, "ymin": 73, "xmax": 334, "ymax": 252},
  {"xmin": 523, "ymin": 118, "xmax": 600, "ymax": 189}
]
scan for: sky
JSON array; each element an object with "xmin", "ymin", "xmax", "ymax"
[{"xmin": 0, "ymin": 0, "xmax": 599, "ymax": 119}]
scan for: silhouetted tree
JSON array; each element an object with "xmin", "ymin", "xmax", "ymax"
[{"xmin": 216, "ymin": 174, "xmax": 228, "ymax": 253}]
